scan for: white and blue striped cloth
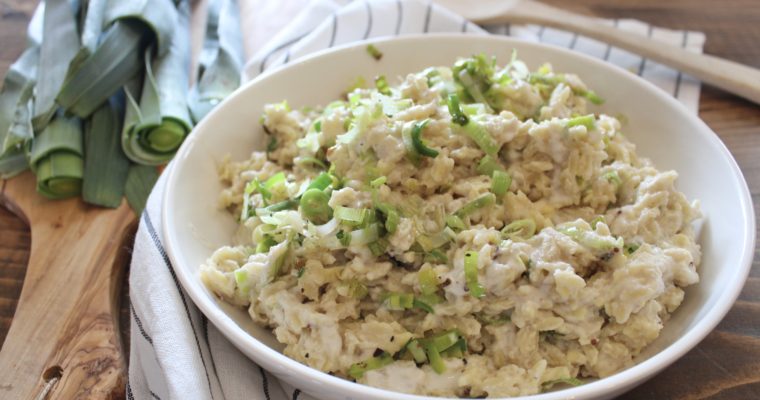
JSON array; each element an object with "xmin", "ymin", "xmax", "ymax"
[{"xmin": 128, "ymin": 1, "xmax": 705, "ymax": 399}]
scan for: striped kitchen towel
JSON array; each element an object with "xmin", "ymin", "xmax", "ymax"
[{"xmin": 127, "ymin": 1, "xmax": 705, "ymax": 399}]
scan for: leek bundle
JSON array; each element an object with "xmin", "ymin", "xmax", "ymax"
[
  {"xmin": 29, "ymin": 114, "xmax": 84, "ymax": 199},
  {"xmin": 188, "ymin": 0, "xmax": 245, "ymax": 122},
  {"xmin": 0, "ymin": 0, "xmax": 244, "ymax": 214},
  {"xmin": 57, "ymin": 0, "xmax": 179, "ymax": 119},
  {"xmin": 122, "ymin": 1, "xmax": 192, "ymax": 165}
]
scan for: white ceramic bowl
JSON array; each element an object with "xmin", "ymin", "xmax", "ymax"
[{"xmin": 163, "ymin": 34, "xmax": 755, "ymax": 400}]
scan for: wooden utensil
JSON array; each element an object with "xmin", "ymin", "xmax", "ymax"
[
  {"xmin": 0, "ymin": 172, "xmax": 135, "ymax": 399},
  {"xmin": 434, "ymin": 0, "xmax": 760, "ymax": 106}
]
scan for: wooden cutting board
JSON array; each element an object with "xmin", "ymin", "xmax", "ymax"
[{"xmin": 0, "ymin": 172, "xmax": 135, "ymax": 399}]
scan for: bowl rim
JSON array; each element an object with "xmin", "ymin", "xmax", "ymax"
[{"xmin": 163, "ymin": 33, "xmax": 756, "ymax": 400}]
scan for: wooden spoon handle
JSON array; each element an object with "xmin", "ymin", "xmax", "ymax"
[
  {"xmin": 479, "ymin": 1, "xmax": 760, "ymax": 106},
  {"xmin": 0, "ymin": 173, "xmax": 135, "ymax": 400}
]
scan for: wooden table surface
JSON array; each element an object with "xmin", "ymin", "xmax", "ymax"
[{"xmin": 2, "ymin": 0, "xmax": 759, "ymax": 398}]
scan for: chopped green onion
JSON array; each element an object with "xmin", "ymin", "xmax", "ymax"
[
  {"xmin": 348, "ymin": 351, "xmax": 393, "ymax": 380},
  {"xmin": 385, "ymin": 292, "xmax": 415, "ymax": 310},
  {"xmin": 417, "ymin": 227, "xmax": 456, "ymax": 252},
  {"xmin": 350, "ymin": 223, "xmax": 380, "ymax": 245},
  {"xmin": 445, "ymin": 215, "xmax": 466, "ymax": 231},
  {"xmin": 590, "ymin": 215, "xmax": 605, "ymax": 229},
  {"xmin": 464, "ymin": 251, "xmax": 485, "ymax": 298},
  {"xmin": 268, "ymin": 242, "xmax": 290, "ymax": 280},
  {"xmin": 452, "ymin": 55, "xmax": 495, "ymax": 110},
  {"xmin": 401, "ymin": 122, "xmax": 420, "ymax": 166},
  {"xmin": 380, "ymin": 97, "xmax": 412, "ymax": 116},
  {"xmin": 241, "ymin": 179, "xmax": 263, "ymax": 219},
  {"xmin": 383, "ymin": 208, "xmax": 399, "ymax": 233},
  {"xmin": 375, "ymin": 75, "xmax": 391, "ymax": 95},
  {"xmin": 264, "ymin": 171, "xmax": 286, "ymax": 189},
  {"xmin": 300, "ymin": 188, "xmax": 332, "ymax": 224},
  {"xmin": 460, "ymin": 120, "xmax": 500, "ymax": 157},
  {"xmin": 491, "ymin": 170, "xmax": 511, "ymax": 198},
  {"xmin": 271, "ymin": 100, "xmax": 291, "ymax": 112},
  {"xmin": 418, "ymin": 266, "xmax": 439, "ymax": 295},
  {"xmin": 440, "ymin": 338, "xmax": 466, "ymax": 358},
  {"xmin": 406, "ymin": 340, "xmax": 427, "ymax": 363},
  {"xmin": 446, "ymin": 93, "xmax": 469, "ymax": 126},
  {"xmin": 306, "ymin": 172, "xmax": 333, "ymax": 191},
  {"xmin": 256, "ymin": 199, "xmax": 298, "ymax": 215},
  {"xmin": 297, "ymin": 266, "xmax": 306, "ymax": 278},
  {"xmin": 542, "ymin": 377, "xmax": 584, "ymax": 390},
  {"xmin": 295, "ymin": 156, "xmax": 327, "ymax": 170},
  {"xmin": 502, "ymin": 219, "xmax": 536, "ymax": 240},
  {"xmin": 256, "ymin": 236, "xmax": 277, "ymax": 253},
  {"xmin": 368, "ymin": 238, "xmax": 388, "ymax": 256},
  {"xmin": 476, "ymin": 154, "xmax": 502, "ymax": 176},
  {"xmin": 340, "ymin": 279, "xmax": 368, "ymax": 299},
  {"xmin": 624, "ymin": 242, "xmax": 640, "ymax": 255},
  {"xmin": 431, "ymin": 331, "xmax": 460, "ymax": 352},
  {"xmin": 580, "ymin": 90, "xmax": 604, "ymax": 105},
  {"xmin": 411, "ymin": 119, "xmax": 438, "ymax": 158},
  {"xmin": 337, "ymin": 230, "xmax": 352, "ymax": 247},
  {"xmin": 412, "ymin": 298, "xmax": 434, "ymax": 313},
  {"xmin": 455, "ymin": 193, "xmax": 496, "ymax": 219},
  {"xmin": 335, "ymin": 206, "xmax": 371, "ymax": 226},
  {"xmin": 370, "ymin": 176, "xmax": 386, "ymax": 188},
  {"xmin": 424, "ymin": 249, "xmax": 449, "ymax": 264},
  {"xmin": 234, "ymin": 269, "xmax": 249, "ymax": 293},
  {"xmin": 416, "ymin": 293, "xmax": 443, "ymax": 306},
  {"xmin": 423, "ymin": 341, "xmax": 446, "ymax": 374},
  {"xmin": 567, "ymin": 114, "xmax": 595, "ymax": 130},
  {"xmin": 366, "ymin": 44, "xmax": 383, "ymax": 61},
  {"xmin": 603, "ymin": 170, "xmax": 622, "ymax": 187},
  {"xmin": 557, "ymin": 225, "xmax": 623, "ymax": 251},
  {"xmin": 462, "ymin": 103, "xmax": 487, "ymax": 116},
  {"xmin": 266, "ymin": 136, "xmax": 277, "ymax": 153}
]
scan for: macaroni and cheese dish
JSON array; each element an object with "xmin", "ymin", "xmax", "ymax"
[{"xmin": 201, "ymin": 54, "xmax": 701, "ymax": 398}]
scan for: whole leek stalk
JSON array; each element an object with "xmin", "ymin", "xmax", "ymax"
[
  {"xmin": 125, "ymin": 164, "xmax": 159, "ymax": 215},
  {"xmin": 0, "ymin": 4, "xmax": 43, "ymax": 178},
  {"xmin": 122, "ymin": 0, "xmax": 192, "ymax": 165},
  {"xmin": 188, "ymin": 0, "xmax": 245, "ymax": 122},
  {"xmin": 57, "ymin": 0, "xmax": 179, "ymax": 119},
  {"xmin": 32, "ymin": 0, "xmax": 80, "ymax": 131},
  {"xmin": 82, "ymin": 94, "xmax": 130, "ymax": 208},
  {"xmin": 28, "ymin": 114, "xmax": 84, "ymax": 199}
]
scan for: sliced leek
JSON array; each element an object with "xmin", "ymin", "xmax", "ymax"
[
  {"xmin": 82, "ymin": 95, "xmax": 130, "ymax": 208},
  {"xmin": 122, "ymin": 1, "xmax": 192, "ymax": 165},
  {"xmin": 29, "ymin": 114, "xmax": 84, "ymax": 199},
  {"xmin": 125, "ymin": 164, "xmax": 159, "ymax": 215}
]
